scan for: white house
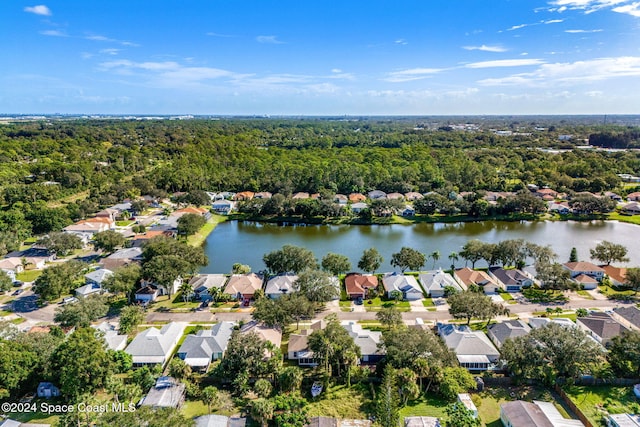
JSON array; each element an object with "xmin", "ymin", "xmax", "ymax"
[
  {"xmin": 419, "ymin": 270, "xmax": 462, "ymax": 298},
  {"xmin": 177, "ymin": 322, "xmax": 235, "ymax": 371},
  {"xmin": 126, "ymin": 322, "xmax": 187, "ymax": 367},
  {"xmin": 382, "ymin": 273, "xmax": 423, "ymax": 300},
  {"xmin": 265, "ymin": 274, "xmax": 299, "ymax": 299}
]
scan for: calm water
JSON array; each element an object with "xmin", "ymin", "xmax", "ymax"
[{"xmin": 201, "ymin": 220, "xmax": 640, "ymax": 273}]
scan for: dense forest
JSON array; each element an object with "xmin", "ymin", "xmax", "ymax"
[{"xmin": 1, "ymin": 118, "xmax": 639, "ymax": 249}]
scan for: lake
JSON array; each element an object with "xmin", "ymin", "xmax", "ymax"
[{"xmin": 200, "ymin": 220, "xmax": 640, "ymax": 273}]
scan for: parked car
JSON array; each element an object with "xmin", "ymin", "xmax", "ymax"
[
  {"xmin": 354, "ymin": 297, "xmax": 364, "ymax": 305},
  {"xmin": 12, "ymin": 289, "xmax": 24, "ymax": 296}
]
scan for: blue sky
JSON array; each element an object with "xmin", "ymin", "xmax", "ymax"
[{"xmin": 2, "ymin": 0, "xmax": 640, "ymax": 115}]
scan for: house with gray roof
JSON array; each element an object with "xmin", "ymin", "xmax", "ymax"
[
  {"xmin": 84, "ymin": 268, "xmax": 113, "ymax": 286},
  {"xmin": 212, "ymin": 200, "xmax": 235, "ymax": 215},
  {"xmin": 368, "ymin": 190, "xmax": 387, "ymax": 200},
  {"xmin": 489, "ymin": 267, "xmax": 533, "ymax": 292},
  {"xmin": 189, "ymin": 274, "xmax": 228, "ymax": 301},
  {"xmin": 195, "ymin": 415, "xmax": 247, "ymax": 427},
  {"xmin": 419, "ymin": 270, "xmax": 462, "ymax": 298},
  {"xmin": 93, "ymin": 321, "xmax": 127, "ymax": 351},
  {"xmin": 607, "ymin": 414, "xmax": 640, "ymax": 427},
  {"xmin": 437, "ymin": 323, "xmax": 500, "ymax": 371},
  {"xmin": 500, "ymin": 400, "xmax": 583, "ymax": 427},
  {"xmin": 342, "ymin": 321, "xmax": 384, "ymax": 364},
  {"xmin": 177, "ymin": 322, "xmax": 235, "ymax": 371},
  {"xmin": 612, "ymin": 306, "xmax": 640, "ymax": 332},
  {"xmin": 350, "ymin": 202, "xmax": 369, "ymax": 214},
  {"xmin": 487, "ymin": 320, "xmax": 531, "ymax": 348},
  {"xmin": 126, "ymin": 322, "xmax": 186, "ymax": 367},
  {"xmin": 576, "ymin": 312, "xmax": 627, "ymax": 346},
  {"xmin": 404, "ymin": 417, "xmax": 441, "ymax": 427},
  {"xmin": 382, "ymin": 273, "xmax": 423, "ymax": 300},
  {"xmin": 528, "ymin": 317, "xmax": 576, "ymax": 329},
  {"xmin": 265, "ymin": 274, "xmax": 298, "ymax": 299},
  {"xmin": 141, "ymin": 376, "xmax": 185, "ymax": 409}
]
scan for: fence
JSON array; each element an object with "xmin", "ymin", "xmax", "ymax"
[{"xmin": 554, "ymin": 385, "xmax": 595, "ymax": 427}]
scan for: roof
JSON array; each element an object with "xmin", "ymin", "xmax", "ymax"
[
  {"xmin": 93, "ymin": 323, "xmax": 128, "ymax": 351},
  {"xmin": 500, "ymin": 401, "xmax": 554, "ymax": 427},
  {"xmin": 528, "ymin": 317, "xmax": 576, "ymax": 329},
  {"xmin": 224, "ymin": 273, "xmax": 263, "ymax": 296},
  {"xmin": 288, "ymin": 330, "xmax": 312, "ymax": 354},
  {"xmin": 178, "ymin": 322, "xmax": 235, "ymax": 366},
  {"xmin": 0, "ymin": 258, "xmax": 23, "ymax": 270},
  {"xmin": 574, "ymin": 274, "xmax": 598, "ymax": 284},
  {"xmin": 419, "ymin": 270, "xmax": 461, "ymax": 294},
  {"xmin": 437, "ymin": 324, "xmax": 499, "ymax": 358},
  {"xmin": 404, "ymin": 417, "xmax": 441, "ymax": 427},
  {"xmin": 171, "ymin": 206, "xmax": 209, "ymax": 216},
  {"xmin": 487, "ymin": 320, "xmax": 531, "ymax": 347},
  {"xmin": 126, "ymin": 322, "xmax": 186, "ymax": 361},
  {"xmin": 455, "ymin": 268, "xmax": 496, "ymax": 287},
  {"xmin": 348, "ymin": 193, "xmax": 366, "ymax": 202},
  {"xmin": 84, "ymin": 268, "xmax": 113, "ymax": 284},
  {"xmin": 563, "ymin": 262, "xmax": 605, "ymax": 273},
  {"xmin": 613, "ymin": 306, "xmax": 640, "ymax": 329},
  {"xmin": 382, "ymin": 273, "xmax": 422, "ymax": 294},
  {"xmin": 344, "ymin": 274, "xmax": 377, "ymax": 295},
  {"xmin": 603, "ymin": 265, "xmax": 627, "ymax": 284},
  {"xmin": 608, "ymin": 414, "xmax": 640, "ymax": 427},
  {"xmin": 106, "ymin": 247, "xmax": 143, "ymax": 260},
  {"xmin": 265, "ymin": 274, "xmax": 299, "ymax": 296},
  {"xmin": 490, "ymin": 268, "xmax": 530, "ymax": 286},
  {"xmin": 75, "ymin": 283, "xmax": 102, "ymax": 296},
  {"xmin": 195, "ymin": 415, "xmax": 247, "ymax": 427},
  {"xmin": 240, "ymin": 321, "xmax": 282, "ymax": 349},
  {"xmin": 189, "ymin": 274, "xmax": 228, "ymax": 292},
  {"xmin": 577, "ymin": 312, "xmax": 627, "ymax": 342},
  {"xmin": 141, "ymin": 377, "xmax": 185, "ymax": 408},
  {"xmin": 342, "ymin": 321, "xmax": 382, "ymax": 357},
  {"xmin": 533, "ymin": 400, "xmax": 583, "ymax": 426}
]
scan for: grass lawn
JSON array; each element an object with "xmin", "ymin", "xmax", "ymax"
[
  {"xmin": 16, "ymin": 270, "xmax": 43, "ymax": 282},
  {"xmin": 422, "ymin": 298, "xmax": 435, "ymax": 307},
  {"xmin": 576, "ymin": 290, "xmax": 595, "ymax": 300},
  {"xmin": 116, "ymin": 220, "xmax": 135, "ymax": 227},
  {"xmin": 187, "ymin": 214, "xmax": 228, "ymax": 247},
  {"xmin": 339, "ymin": 300, "xmax": 353, "ymax": 312},
  {"xmin": 598, "ymin": 285, "xmax": 637, "ymax": 301},
  {"xmin": 150, "ymin": 295, "xmax": 200, "ymax": 312},
  {"xmin": 363, "ymin": 297, "xmax": 411, "ymax": 312},
  {"xmin": 306, "ymin": 384, "xmax": 373, "ymax": 419},
  {"xmin": 563, "ymin": 385, "xmax": 640, "ymax": 425},
  {"xmin": 399, "ymin": 394, "xmax": 449, "ymax": 419},
  {"xmin": 609, "ymin": 212, "xmax": 640, "ymax": 225}
]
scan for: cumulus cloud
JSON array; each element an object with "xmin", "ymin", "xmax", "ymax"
[
  {"xmin": 24, "ymin": 5, "xmax": 51, "ymax": 15},
  {"xmin": 612, "ymin": 2, "xmax": 640, "ymax": 16},
  {"xmin": 256, "ymin": 35, "xmax": 284, "ymax": 44},
  {"xmin": 463, "ymin": 45, "xmax": 508, "ymax": 52}
]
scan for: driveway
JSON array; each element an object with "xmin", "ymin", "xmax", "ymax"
[{"xmin": 11, "ymin": 290, "xmax": 56, "ymax": 324}]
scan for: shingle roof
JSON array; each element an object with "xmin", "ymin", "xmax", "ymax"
[
  {"xmin": 563, "ymin": 262, "xmax": 605, "ymax": 273},
  {"xmin": 84, "ymin": 268, "xmax": 113, "ymax": 284},
  {"xmin": 382, "ymin": 273, "xmax": 422, "ymax": 295},
  {"xmin": 189, "ymin": 274, "xmax": 228, "ymax": 292},
  {"xmin": 224, "ymin": 273, "xmax": 263, "ymax": 296},
  {"xmin": 437, "ymin": 324, "xmax": 499, "ymax": 357},
  {"xmin": 126, "ymin": 322, "xmax": 186, "ymax": 362},
  {"xmin": 419, "ymin": 270, "xmax": 461, "ymax": 294},
  {"xmin": 613, "ymin": 306, "xmax": 640, "ymax": 329},
  {"xmin": 487, "ymin": 320, "xmax": 531, "ymax": 347},
  {"xmin": 501, "ymin": 401, "xmax": 554, "ymax": 427},
  {"xmin": 178, "ymin": 322, "xmax": 235, "ymax": 364},
  {"xmin": 265, "ymin": 274, "xmax": 299, "ymax": 296},
  {"xmin": 342, "ymin": 321, "xmax": 383, "ymax": 357},
  {"xmin": 577, "ymin": 313, "xmax": 627, "ymax": 342}
]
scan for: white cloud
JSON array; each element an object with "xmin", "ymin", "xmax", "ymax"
[
  {"xmin": 465, "ymin": 59, "xmax": 545, "ymax": 68},
  {"xmin": 384, "ymin": 67, "xmax": 446, "ymax": 82},
  {"xmin": 256, "ymin": 35, "xmax": 284, "ymax": 44},
  {"xmin": 24, "ymin": 5, "xmax": 51, "ymax": 16},
  {"xmin": 543, "ymin": 18, "xmax": 565, "ymax": 23},
  {"xmin": 548, "ymin": 0, "xmax": 639, "ymax": 16},
  {"xmin": 86, "ymin": 34, "xmax": 139, "ymax": 47},
  {"xmin": 206, "ymin": 32, "xmax": 234, "ymax": 38},
  {"xmin": 395, "ymin": 39, "xmax": 408, "ymax": 45},
  {"xmin": 565, "ymin": 29, "xmax": 604, "ymax": 32},
  {"xmin": 478, "ymin": 56, "xmax": 640, "ymax": 86},
  {"xmin": 463, "ymin": 45, "xmax": 508, "ymax": 52},
  {"xmin": 507, "ymin": 23, "xmax": 529, "ymax": 31},
  {"xmin": 100, "ymin": 48, "xmax": 120, "ymax": 55},
  {"xmin": 612, "ymin": 2, "xmax": 640, "ymax": 16},
  {"xmin": 331, "ymin": 69, "xmax": 342, "ymax": 73},
  {"xmin": 40, "ymin": 30, "xmax": 67, "ymax": 37}
]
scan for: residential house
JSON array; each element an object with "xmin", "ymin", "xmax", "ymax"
[
  {"xmin": 627, "ymin": 192, "xmax": 640, "ymax": 202},
  {"xmin": 576, "ymin": 312, "xmax": 627, "ymax": 346},
  {"xmin": 195, "ymin": 415, "xmax": 247, "ymax": 427},
  {"xmin": 254, "ymin": 192, "xmax": 273, "ymax": 199},
  {"xmin": 454, "ymin": 268, "xmax": 499, "ymax": 294},
  {"xmin": 63, "ymin": 217, "xmax": 113, "ymax": 242},
  {"xmin": 437, "ymin": 323, "xmax": 500, "ymax": 371},
  {"xmin": 287, "ymin": 321, "xmax": 325, "ymax": 366},
  {"xmin": 350, "ymin": 202, "xmax": 368, "ymax": 214},
  {"xmin": 292, "ymin": 192, "xmax": 310, "ymax": 199},
  {"xmin": 344, "ymin": 274, "xmax": 378, "ymax": 299},
  {"xmin": 622, "ymin": 202, "xmax": 640, "ymax": 215},
  {"xmin": 212, "ymin": 200, "xmax": 235, "ymax": 215},
  {"xmin": 500, "ymin": 400, "xmax": 584, "ymax": 427},
  {"xmin": 189, "ymin": 274, "xmax": 228, "ymax": 301},
  {"xmin": 131, "ymin": 230, "xmax": 175, "ymax": 246},
  {"xmin": 368, "ymin": 190, "xmax": 387, "ymax": 200},
  {"xmin": 528, "ymin": 317, "xmax": 576, "ymax": 329},
  {"xmin": 419, "ymin": 270, "xmax": 462, "ymax": 297},
  {"xmin": 348, "ymin": 193, "xmax": 367, "ymax": 203},
  {"xmin": 95, "ymin": 208, "xmax": 119, "ymax": 222},
  {"xmin": 342, "ymin": 321, "xmax": 384, "ymax": 364},
  {"xmin": 573, "ymin": 274, "xmax": 599, "ymax": 290},
  {"xmin": 239, "ymin": 321, "xmax": 282, "ymax": 353},
  {"xmin": 487, "ymin": 320, "xmax": 531, "ymax": 348},
  {"xmin": 177, "ymin": 322, "xmax": 235, "ymax": 370},
  {"xmin": 404, "ymin": 192, "xmax": 424, "ymax": 201},
  {"xmin": 548, "ymin": 201, "xmax": 571, "ymax": 214},
  {"xmin": 265, "ymin": 274, "xmax": 299, "ymax": 299},
  {"xmin": 306, "ymin": 417, "xmax": 372, "ymax": 427},
  {"xmin": 125, "ymin": 322, "xmax": 186, "ymax": 367},
  {"xmin": 604, "ymin": 192, "xmax": 623, "ymax": 202},
  {"xmin": 37, "ymin": 382, "xmax": 60, "ymax": 399},
  {"xmin": 171, "ymin": 206, "xmax": 211, "ymax": 220},
  {"xmin": 382, "ymin": 273, "xmax": 423, "ymax": 300},
  {"xmin": 563, "ymin": 262, "xmax": 605, "ymax": 281},
  {"xmin": 534, "ymin": 188, "xmax": 558, "ymax": 200},
  {"xmin": 387, "ymin": 192, "xmax": 404, "ymax": 200},
  {"xmin": 607, "ymin": 414, "xmax": 640, "ymax": 427},
  {"xmin": 99, "ymin": 246, "xmax": 143, "ymax": 270},
  {"xmin": 135, "ymin": 285, "xmax": 160, "ymax": 303},
  {"xmin": 402, "ymin": 206, "xmax": 416, "ymax": 217},
  {"xmin": 233, "ymin": 191, "xmax": 255, "ymax": 201},
  {"xmin": 404, "ymin": 417, "xmax": 441, "ymax": 427},
  {"xmin": 458, "ymin": 393, "xmax": 478, "ymax": 418},
  {"xmin": 75, "ymin": 268, "xmax": 113, "ymax": 297},
  {"xmin": 489, "ymin": 267, "xmax": 533, "ymax": 292},
  {"xmin": 224, "ymin": 273, "xmax": 263, "ymax": 304},
  {"xmin": 93, "ymin": 321, "xmax": 127, "ymax": 351},
  {"xmin": 334, "ymin": 194, "xmax": 348, "ymax": 205},
  {"xmin": 612, "ymin": 306, "xmax": 640, "ymax": 332},
  {"xmin": 141, "ymin": 376, "xmax": 186, "ymax": 409},
  {"xmin": 603, "ymin": 265, "xmax": 627, "ymax": 286},
  {"xmin": 0, "ymin": 258, "xmax": 24, "ymax": 275}
]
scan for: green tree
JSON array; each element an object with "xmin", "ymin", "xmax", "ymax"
[
  {"xmin": 201, "ymin": 386, "xmax": 219, "ymax": 414},
  {"xmin": 0, "ymin": 271, "xmax": 12, "ymax": 293},
  {"xmin": 51, "ymin": 327, "xmax": 113, "ymax": 397},
  {"xmin": 445, "ymin": 402, "xmax": 481, "ymax": 427},
  {"xmin": 168, "ymin": 357, "xmax": 192, "ymax": 380},
  {"xmin": 0, "ymin": 339, "xmax": 37, "ymax": 398},
  {"xmin": 623, "ymin": 267, "xmax": 640, "ymax": 294},
  {"xmin": 569, "ymin": 247, "xmax": 578, "ymax": 263},
  {"xmin": 102, "ymin": 264, "xmax": 141, "ymax": 297},
  {"xmin": 294, "ymin": 269, "xmax": 339, "ymax": 302},
  {"xmin": 272, "ymin": 393, "xmax": 309, "ymax": 427},
  {"xmin": 37, "ymin": 232, "xmax": 83, "ymax": 256},
  {"xmin": 397, "ymin": 368, "xmax": 420, "ymax": 406},
  {"xmin": 141, "ymin": 237, "xmax": 208, "ymax": 271},
  {"xmin": 536, "ymin": 262, "xmax": 574, "ymax": 292},
  {"xmin": 254, "ymin": 378, "xmax": 273, "ymax": 398},
  {"xmin": 119, "ymin": 305, "xmax": 145, "ymax": 334},
  {"xmin": 448, "ymin": 290, "xmax": 506, "ymax": 325},
  {"xmin": 33, "ymin": 260, "xmax": 86, "ymax": 302},
  {"xmin": 263, "ymin": 244, "xmax": 317, "ymax": 274},
  {"xmin": 218, "ymin": 331, "xmax": 270, "ymax": 394},
  {"xmin": 608, "ymin": 330, "xmax": 640, "ymax": 378},
  {"xmin": 179, "ymin": 280, "xmax": 194, "ymax": 303},
  {"xmin": 252, "ymin": 293, "xmax": 314, "ymax": 330},
  {"xmin": 92, "ymin": 230, "xmax": 126, "ymax": 253},
  {"xmin": 376, "ymin": 365, "xmax": 400, "ymax": 427},
  {"xmin": 448, "ymin": 251, "xmax": 459, "ymax": 271},
  {"xmin": 390, "ymin": 247, "xmax": 426, "ymax": 272},
  {"xmin": 376, "ymin": 306, "xmax": 403, "ymax": 330},
  {"xmin": 380, "ymin": 326, "xmax": 456, "ymax": 370},
  {"xmin": 232, "ymin": 263, "xmax": 251, "ymax": 274},
  {"xmin": 143, "ymin": 255, "xmax": 191, "ymax": 297},
  {"xmin": 177, "ymin": 213, "xmax": 206, "ymax": 237},
  {"xmin": 321, "ymin": 252, "xmax": 352, "ymax": 276},
  {"xmin": 459, "ymin": 240, "xmax": 486, "ymax": 269},
  {"xmin": 308, "ymin": 314, "xmax": 360, "ymax": 377},
  {"xmin": 54, "ymin": 295, "xmax": 109, "ymax": 328},
  {"xmin": 430, "ymin": 251, "xmax": 441, "ymax": 269},
  {"xmin": 438, "ymin": 367, "xmax": 477, "ymax": 401},
  {"xmin": 279, "ymin": 366, "xmax": 304, "ymax": 393},
  {"xmin": 358, "ymin": 247, "xmax": 383, "ymax": 274},
  {"xmin": 98, "ymin": 406, "xmax": 194, "ymax": 427},
  {"xmin": 590, "ymin": 241, "xmax": 629, "ymax": 265},
  {"xmin": 251, "ymin": 398, "xmax": 275, "ymax": 427}
]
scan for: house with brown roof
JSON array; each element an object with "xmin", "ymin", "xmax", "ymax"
[
  {"xmin": 224, "ymin": 273, "xmax": 263, "ymax": 304},
  {"xmin": 534, "ymin": 188, "xmax": 558, "ymax": 200},
  {"xmin": 292, "ymin": 192, "xmax": 310, "ymax": 199},
  {"xmin": 386, "ymin": 192, "xmax": 405, "ymax": 200},
  {"xmin": 603, "ymin": 265, "xmax": 627, "ymax": 286},
  {"xmin": 573, "ymin": 274, "xmax": 599, "ymax": 290},
  {"xmin": 622, "ymin": 201, "xmax": 640, "ymax": 215},
  {"xmin": 404, "ymin": 192, "xmax": 423, "ymax": 201},
  {"xmin": 239, "ymin": 321, "xmax": 282, "ymax": 355},
  {"xmin": 627, "ymin": 192, "xmax": 640, "ymax": 202},
  {"xmin": 287, "ymin": 320, "xmax": 325, "ymax": 366},
  {"xmin": 254, "ymin": 192, "xmax": 272, "ymax": 199},
  {"xmin": 233, "ymin": 191, "xmax": 255, "ymax": 201},
  {"xmin": 562, "ymin": 262, "xmax": 605, "ymax": 281},
  {"xmin": 171, "ymin": 206, "xmax": 210, "ymax": 219},
  {"xmin": 334, "ymin": 194, "xmax": 348, "ymax": 205},
  {"xmin": 576, "ymin": 312, "xmax": 627, "ymax": 346},
  {"xmin": 344, "ymin": 274, "xmax": 378, "ymax": 299},
  {"xmin": 454, "ymin": 268, "xmax": 499, "ymax": 294},
  {"xmin": 348, "ymin": 193, "xmax": 366, "ymax": 203}
]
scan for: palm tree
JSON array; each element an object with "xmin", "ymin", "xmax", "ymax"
[
  {"xmin": 448, "ymin": 251, "xmax": 459, "ymax": 272},
  {"xmin": 179, "ymin": 281, "xmax": 193, "ymax": 303},
  {"xmin": 430, "ymin": 251, "xmax": 440, "ymax": 269}
]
